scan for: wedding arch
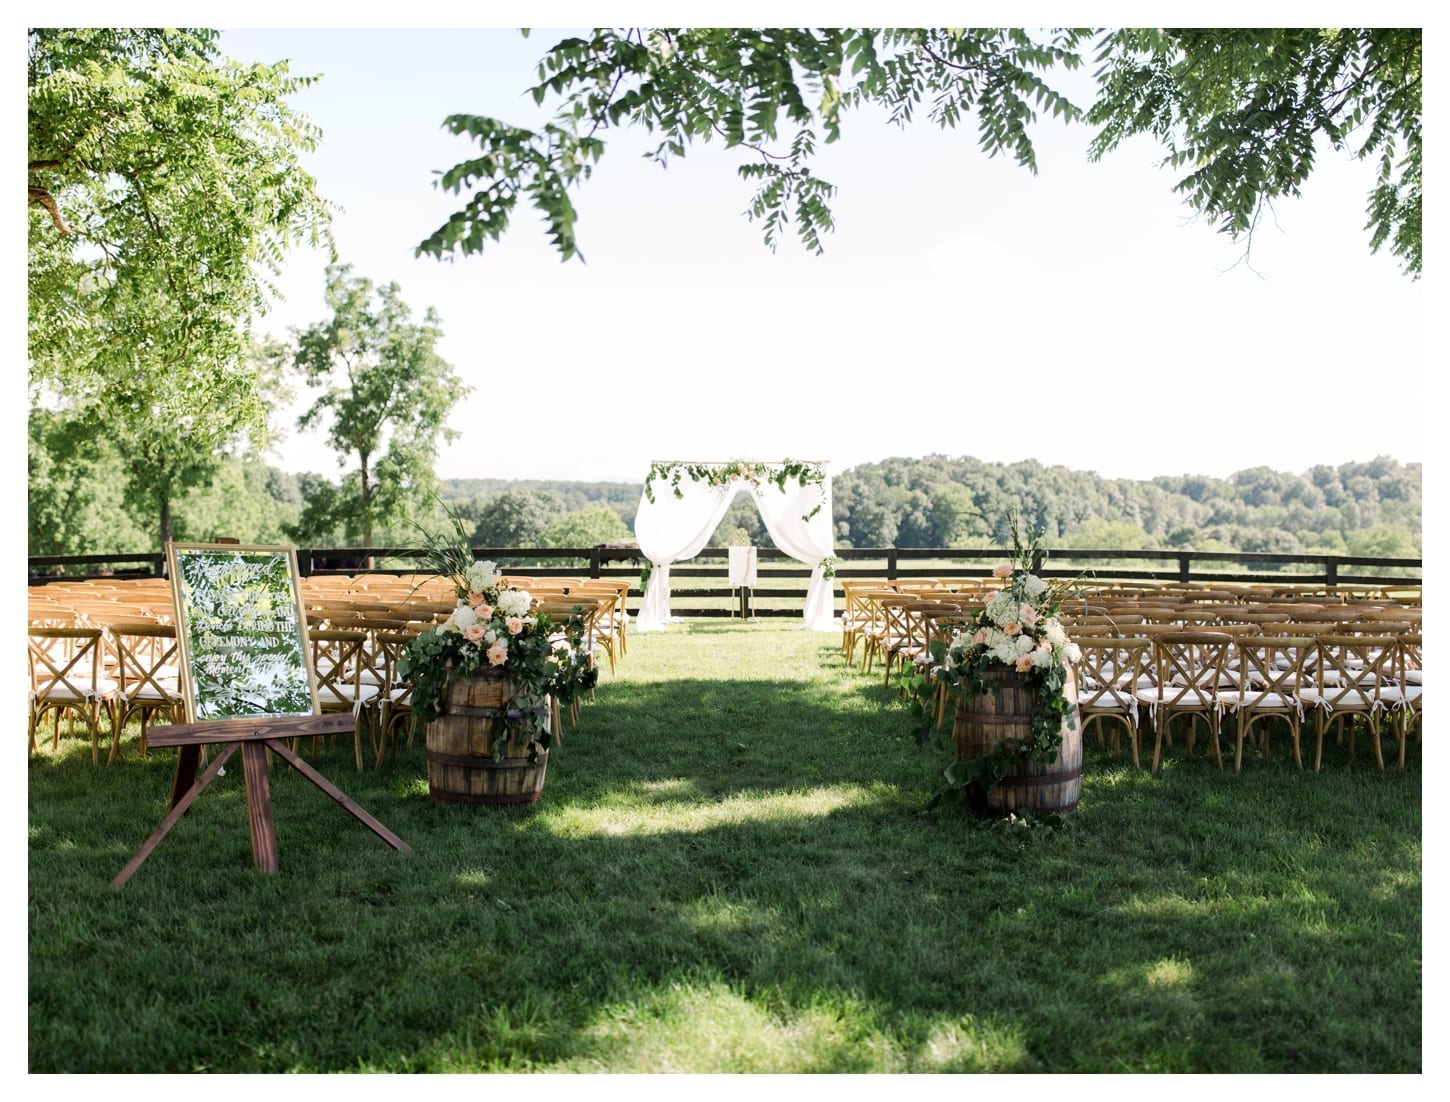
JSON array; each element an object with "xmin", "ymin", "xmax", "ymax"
[{"xmin": 633, "ymin": 459, "xmax": 836, "ymax": 633}]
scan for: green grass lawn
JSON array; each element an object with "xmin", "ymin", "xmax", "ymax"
[{"xmin": 28, "ymin": 622, "xmax": 1421, "ymax": 1072}]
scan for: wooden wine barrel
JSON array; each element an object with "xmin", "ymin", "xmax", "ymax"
[
  {"xmin": 425, "ymin": 666, "xmax": 547, "ymax": 805},
  {"xmin": 952, "ymin": 666, "xmax": 1082, "ymax": 815}
]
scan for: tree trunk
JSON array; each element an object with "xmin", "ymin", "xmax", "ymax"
[
  {"xmin": 358, "ymin": 452, "xmax": 375, "ymax": 569},
  {"xmin": 159, "ymin": 493, "xmax": 174, "ymax": 550}
]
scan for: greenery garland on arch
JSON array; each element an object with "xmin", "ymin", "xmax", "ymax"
[{"xmin": 643, "ymin": 459, "xmax": 828, "ymax": 522}]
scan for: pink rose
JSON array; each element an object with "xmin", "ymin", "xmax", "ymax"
[
  {"xmin": 972, "ymin": 628, "xmax": 989, "ymax": 646},
  {"xmin": 463, "ymin": 622, "xmax": 486, "ymax": 645},
  {"xmin": 506, "ymin": 616, "xmax": 525, "ymax": 635},
  {"xmin": 1020, "ymin": 605, "xmax": 1038, "ymax": 626},
  {"xmin": 993, "ymin": 564, "xmax": 1013, "ymax": 579},
  {"xmin": 1015, "ymin": 654, "xmax": 1034, "ymax": 672},
  {"xmin": 474, "ymin": 602, "xmax": 493, "ymax": 620},
  {"xmin": 468, "ymin": 592, "xmax": 486, "ymax": 610},
  {"xmin": 1003, "ymin": 622, "xmax": 1021, "ymax": 636},
  {"xmin": 486, "ymin": 639, "xmax": 509, "ymax": 666}
]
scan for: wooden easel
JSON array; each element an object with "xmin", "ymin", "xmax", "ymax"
[
  {"xmin": 114, "ymin": 713, "xmax": 411, "ymax": 887},
  {"xmin": 113, "ymin": 543, "xmax": 412, "ymax": 887}
]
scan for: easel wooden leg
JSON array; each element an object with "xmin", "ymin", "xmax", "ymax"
[
  {"xmin": 170, "ymin": 744, "xmax": 202, "ymax": 809},
  {"xmin": 114, "ymin": 744, "xmax": 238, "ymax": 888},
  {"xmin": 241, "ymin": 740, "xmax": 279, "ymax": 873},
  {"xmin": 265, "ymin": 739, "xmax": 412, "ymax": 854}
]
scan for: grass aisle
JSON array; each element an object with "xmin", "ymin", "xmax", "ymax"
[{"xmin": 28, "ymin": 622, "xmax": 1421, "ymax": 1072}]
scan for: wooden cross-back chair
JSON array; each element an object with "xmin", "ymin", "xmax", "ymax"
[
  {"xmin": 1218, "ymin": 635, "xmax": 1314, "ymax": 771},
  {"xmin": 107, "ymin": 620, "xmax": 186, "ymax": 763},
  {"xmin": 1382, "ymin": 634, "xmax": 1422, "ymax": 767},
  {"xmin": 28, "ymin": 626, "xmax": 119, "ymax": 764},
  {"xmin": 1072, "ymin": 635, "xmax": 1153, "ymax": 768},
  {"xmin": 576, "ymin": 579, "xmax": 631, "ymax": 659},
  {"xmin": 1298, "ymin": 634, "xmax": 1400, "ymax": 771},
  {"xmin": 1136, "ymin": 631, "xmax": 1236, "ymax": 772},
  {"xmin": 837, "ymin": 581, "xmax": 883, "ymax": 668},
  {"xmin": 307, "ymin": 629, "xmax": 383, "ymax": 771},
  {"xmin": 368, "ymin": 627, "xmax": 426, "ymax": 767}
]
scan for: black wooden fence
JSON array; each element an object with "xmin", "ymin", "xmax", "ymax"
[{"xmin": 28, "ymin": 545, "xmax": 1422, "ymax": 617}]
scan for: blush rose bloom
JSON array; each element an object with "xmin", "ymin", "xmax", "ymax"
[
  {"xmin": 505, "ymin": 616, "xmax": 525, "ymax": 636},
  {"xmin": 486, "ymin": 639, "xmax": 509, "ymax": 666},
  {"xmin": 1015, "ymin": 653, "xmax": 1035, "ymax": 672},
  {"xmin": 1020, "ymin": 605, "xmax": 1038, "ymax": 626},
  {"xmin": 462, "ymin": 622, "xmax": 486, "ymax": 645},
  {"xmin": 993, "ymin": 564, "xmax": 1013, "ymax": 578}
]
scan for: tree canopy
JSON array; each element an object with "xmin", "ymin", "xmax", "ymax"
[
  {"xmin": 28, "ymin": 28, "xmax": 333, "ymax": 546},
  {"xmin": 420, "ymin": 27, "xmax": 1420, "ymax": 277},
  {"xmin": 293, "ymin": 264, "xmax": 467, "ymax": 547},
  {"xmin": 28, "ymin": 27, "xmax": 331, "ymax": 382}
]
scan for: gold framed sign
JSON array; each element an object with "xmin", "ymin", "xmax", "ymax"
[
  {"xmin": 165, "ymin": 543, "xmax": 318, "ymax": 722},
  {"xmin": 116, "ymin": 544, "xmax": 409, "ymax": 886}
]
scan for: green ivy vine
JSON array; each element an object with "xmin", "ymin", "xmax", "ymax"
[{"xmin": 642, "ymin": 458, "xmax": 828, "ymax": 522}]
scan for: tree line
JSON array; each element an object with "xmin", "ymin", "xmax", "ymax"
[{"xmin": 28, "ymin": 443, "xmax": 1421, "ymax": 565}]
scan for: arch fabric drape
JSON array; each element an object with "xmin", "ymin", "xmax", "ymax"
[{"xmin": 633, "ymin": 473, "xmax": 836, "ymax": 633}]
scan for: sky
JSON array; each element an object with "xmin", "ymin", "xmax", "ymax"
[
  {"xmin": 18, "ymin": 7, "xmax": 1428, "ymax": 490},
  {"xmin": 205, "ymin": 15, "xmax": 1425, "ymax": 488}
]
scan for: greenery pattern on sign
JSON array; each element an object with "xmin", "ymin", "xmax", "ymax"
[
  {"xmin": 175, "ymin": 549, "xmax": 313, "ymax": 720},
  {"xmin": 643, "ymin": 459, "xmax": 827, "ymax": 522}
]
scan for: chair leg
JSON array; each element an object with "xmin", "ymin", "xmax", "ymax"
[
  {"xmin": 108, "ymin": 704, "xmax": 124, "ymax": 765},
  {"xmin": 1207, "ymin": 714, "xmax": 1223, "ymax": 769}
]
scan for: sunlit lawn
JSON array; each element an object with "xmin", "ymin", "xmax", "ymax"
[{"xmin": 28, "ymin": 621, "xmax": 1420, "ymax": 1072}]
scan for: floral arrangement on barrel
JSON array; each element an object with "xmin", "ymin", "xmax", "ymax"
[
  {"xmin": 906, "ymin": 514, "xmax": 1080, "ymax": 796},
  {"xmin": 398, "ymin": 509, "xmax": 598, "ymax": 760}
]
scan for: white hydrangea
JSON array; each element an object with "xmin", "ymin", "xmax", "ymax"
[
  {"xmin": 448, "ymin": 604, "xmax": 479, "ymax": 632},
  {"xmin": 1029, "ymin": 646, "xmax": 1054, "ymax": 668},
  {"xmin": 465, "ymin": 560, "xmax": 500, "ymax": 593},
  {"xmin": 1063, "ymin": 641, "xmax": 1081, "ymax": 664},
  {"xmin": 495, "ymin": 588, "xmax": 532, "ymax": 618},
  {"xmin": 985, "ymin": 592, "xmax": 1018, "ymax": 626},
  {"xmin": 1022, "ymin": 574, "xmax": 1049, "ymax": 600},
  {"xmin": 989, "ymin": 633, "xmax": 1019, "ymax": 665},
  {"xmin": 1016, "ymin": 634, "xmax": 1036, "ymax": 655},
  {"xmin": 1044, "ymin": 619, "xmax": 1068, "ymax": 647}
]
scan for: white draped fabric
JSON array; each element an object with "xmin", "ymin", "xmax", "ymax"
[{"xmin": 634, "ymin": 468, "xmax": 836, "ymax": 633}]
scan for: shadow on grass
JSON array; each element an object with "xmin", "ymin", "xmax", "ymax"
[{"xmin": 27, "ymin": 670, "xmax": 1421, "ymax": 1073}]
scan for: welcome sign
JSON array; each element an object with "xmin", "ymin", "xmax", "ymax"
[
  {"xmin": 166, "ymin": 544, "xmax": 318, "ymax": 721},
  {"xmin": 114, "ymin": 544, "xmax": 408, "ymax": 886}
]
